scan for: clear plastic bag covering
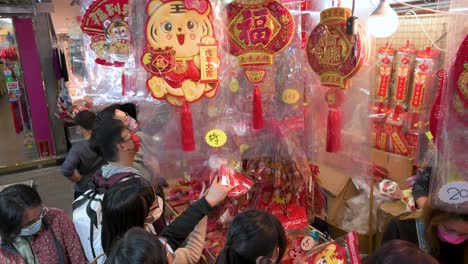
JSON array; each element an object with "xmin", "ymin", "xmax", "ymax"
[
  {"xmin": 306, "ymin": 6, "xmax": 374, "ymax": 182},
  {"xmin": 79, "ymin": 0, "xmax": 140, "ymax": 107},
  {"xmin": 429, "ymin": 1, "xmax": 468, "ymax": 214},
  {"xmin": 293, "ymin": 232, "xmax": 361, "ymax": 264}
]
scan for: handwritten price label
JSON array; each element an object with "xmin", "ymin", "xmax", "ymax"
[
  {"xmin": 438, "ymin": 181, "xmax": 468, "ymax": 204},
  {"xmin": 229, "ymin": 79, "xmax": 239, "ymax": 93},
  {"xmin": 205, "ymin": 129, "xmax": 227, "ymax": 148},
  {"xmin": 282, "ymin": 89, "xmax": 300, "ymax": 104}
]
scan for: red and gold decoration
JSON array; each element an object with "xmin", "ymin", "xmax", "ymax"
[
  {"xmin": 390, "ymin": 41, "xmax": 416, "ymax": 121},
  {"xmin": 408, "ymin": 47, "xmax": 439, "ymax": 131},
  {"xmin": 374, "ymin": 44, "xmax": 394, "ymax": 114},
  {"xmin": 429, "ymin": 69, "xmax": 446, "ymax": 140},
  {"xmin": 142, "ymin": 0, "xmax": 220, "ymax": 151},
  {"xmin": 226, "ymin": 0, "xmax": 295, "ymax": 129},
  {"xmin": 81, "ymin": 0, "xmax": 131, "ymax": 67},
  {"xmin": 306, "ymin": 6, "xmax": 369, "ymax": 152}
]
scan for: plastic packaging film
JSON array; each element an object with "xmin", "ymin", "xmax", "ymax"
[{"xmin": 429, "ymin": 0, "xmax": 468, "ymax": 213}]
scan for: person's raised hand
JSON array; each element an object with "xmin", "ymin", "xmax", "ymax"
[{"xmin": 205, "ymin": 175, "xmax": 233, "ymax": 207}]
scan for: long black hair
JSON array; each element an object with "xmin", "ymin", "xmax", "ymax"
[
  {"xmin": 105, "ymin": 227, "xmax": 167, "ymax": 264},
  {"xmin": 0, "ymin": 184, "xmax": 42, "ymax": 243},
  {"xmin": 215, "ymin": 210, "xmax": 287, "ymax": 264},
  {"xmin": 101, "ymin": 178, "xmax": 155, "ymax": 254}
]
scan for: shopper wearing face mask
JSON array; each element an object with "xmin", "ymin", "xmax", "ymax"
[
  {"xmin": 73, "ymin": 109, "xmax": 148, "ymax": 264},
  {"xmin": 0, "ymin": 184, "xmax": 86, "ymax": 264},
  {"xmin": 382, "ymin": 205, "xmax": 467, "ymax": 263},
  {"xmin": 102, "ymin": 175, "xmax": 232, "ymax": 264},
  {"xmin": 100, "ymin": 103, "xmax": 168, "ymax": 233}
]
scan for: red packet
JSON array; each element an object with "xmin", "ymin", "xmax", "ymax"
[
  {"xmin": 270, "ymin": 203, "xmax": 308, "ymax": 231},
  {"xmin": 219, "ymin": 164, "xmax": 254, "ymax": 198},
  {"xmin": 300, "ymin": 232, "xmax": 361, "ymax": 264}
]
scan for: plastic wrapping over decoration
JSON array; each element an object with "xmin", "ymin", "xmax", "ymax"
[
  {"xmin": 292, "ymin": 232, "xmax": 361, "ymax": 264},
  {"xmin": 79, "ymin": 0, "xmax": 140, "ymax": 107},
  {"xmin": 429, "ymin": 2, "xmax": 468, "ymax": 213}
]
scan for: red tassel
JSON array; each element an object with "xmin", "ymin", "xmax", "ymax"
[
  {"xmin": 121, "ymin": 70, "xmax": 126, "ymax": 96},
  {"xmin": 252, "ymin": 85, "xmax": 263, "ymax": 129},
  {"xmin": 377, "ymin": 102, "xmax": 385, "ymax": 114},
  {"xmin": 410, "ymin": 112, "xmax": 420, "ymax": 130},
  {"xmin": 180, "ymin": 104, "xmax": 195, "ymax": 151},
  {"xmin": 326, "ymin": 108, "xmax": 341, "ymax": 152},
  {"xmin": 393, "ymin": 104, "xmax": 402, "ymax": 121}
]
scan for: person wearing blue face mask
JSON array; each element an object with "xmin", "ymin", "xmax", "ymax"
[{"xmin": 0, "ymin": 184, "xmax": 86, "ymax": 264}]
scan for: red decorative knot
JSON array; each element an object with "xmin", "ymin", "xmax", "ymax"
[{"xmin": 419, "ymin": 63, "xmax": 428, "ymax": 71}]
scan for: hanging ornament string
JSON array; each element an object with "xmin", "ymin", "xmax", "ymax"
[
  {"xmin": 226, "ymin": 0, "xmax": 295, "ymax": 130},
  {"xmin": 306, "ymin": 6, "xmax": 369, "ymax": 152}
]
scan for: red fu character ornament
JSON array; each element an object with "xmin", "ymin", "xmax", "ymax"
[
  {"xmin": 306, "ymin": 7, "xmax": 369, "ymax": 152},
  {"xmin": 81, "ymin": 0, "xmax": 131, "ymax": 67},
  {"xmin": 142, "ymin": 0, "xmax": 219, "ymax": 151},
  {"xmin": 227, "ymin": 0, "xmax": 295, "ymax": 129}
]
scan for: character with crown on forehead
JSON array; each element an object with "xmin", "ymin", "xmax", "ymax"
[{"xmin": 142, "ymin": 0, "xmax": 219, "ymax": 106}]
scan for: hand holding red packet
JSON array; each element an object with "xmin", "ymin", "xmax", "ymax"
[{"xmin": 218, "ymin": 164, "xmax": 254, "ymax": 198}]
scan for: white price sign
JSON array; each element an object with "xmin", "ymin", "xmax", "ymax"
[{"xmin": 438, "ymin": 181, "xmax": 468, "ymax": 204}]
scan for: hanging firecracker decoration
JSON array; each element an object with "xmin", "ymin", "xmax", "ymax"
[
  {"xmin": 306, "ymin": 6, "xmax": 369, "ymax": 152},
  {"xmin": 374, "ymin": 43, "xmax": 394, "ymax": 114},
  {"xmin": 408, "ymin": 47, "xmax": 439, "ymax": 131},
  {"xmin": 81, "ymin": 0, "xmax": 131, "ymax": 67},
  {"xmin": 429, "ymin": 69, "xmax": 446, "ymax": 141},
  {"xmin": 142, "ymin": 0, "xmax": 219, "ymax": 151},
  {"xmin": 390, "ymin": 41, "xmax": 416, "ymax": 121},
  {"xmin": 226, "ymin": 0, "xmax": 295, "ymax": 129}
]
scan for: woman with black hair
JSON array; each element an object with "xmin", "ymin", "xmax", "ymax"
[
  {"xmin": 0, "ymin": 184, "xmax": 86, "ymax": 263},
  {"xmin": 215, "ymin": 210, "xmax": 287, "ymax": 264},
  {"xmin": 102, "ymin": 176, "xmax": 232, "ymax": 264},
  {"xmin": 101, "ymin": 177, "xmax": 159, "ymax": 255},
  {"xmin": 105, "ymin": 227, "xmax": 167, "ymax": 264}
]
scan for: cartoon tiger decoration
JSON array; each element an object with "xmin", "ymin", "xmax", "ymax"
[
  {"xmin": 142, "ymin": 0, "xmax": 219, "ymax": 106},
  {"xmin": 104, "ymin": 18, "xmax": 130, "ymax": 56}
]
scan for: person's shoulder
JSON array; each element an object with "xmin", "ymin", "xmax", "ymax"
[{"xmin": 44, "ymin": 207, "xmax": 70, "ymax": 223}]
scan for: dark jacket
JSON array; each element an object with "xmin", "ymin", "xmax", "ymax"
[
  {"xmin": 61, "ymin": 140, "xmax": 105, "ymax": 193},
  {"xmin": 412, "ymin": 167, "xmax": 432, "ymax": 203},
  {"xmin": 382, "ymin": 217, "xmax": 467, "ymax": 264},
  {"xmin": 160, "ymin": 197, "xmax": 213, "ymax": 250}
]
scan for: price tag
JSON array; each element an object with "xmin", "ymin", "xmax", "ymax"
[
  {"xmin": 282, "ymin": 89, "xmax": 300, "ymax": 104},
  {"xmin": 239, "ymin": 144, "xmax": 249, "ymax": 153},
  {"xmin": 300, "ymin": 236, "xmax": 316, "ymax": 251},
  {"xmin": 230, "ymin": 79, "xmax": 239, "ymax": 93},
  {"xmin": 438, "ymin": 181, "xmax": 468, "ymax": 204},
  {"xmin": 205, "ymin": 129, "xmax": 227, "ymax": 148}
]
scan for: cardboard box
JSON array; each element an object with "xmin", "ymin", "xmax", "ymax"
[
  {"xmin": 327, "ymin": 222, "xmax": 375, "ymax": 254},
  {"xmin": 318, "ymin": 164, "xmax": 361, "ymax": 226},
  {"xmin": 371, "ymin": 148, "xmax": 414, "ymax": 189}
]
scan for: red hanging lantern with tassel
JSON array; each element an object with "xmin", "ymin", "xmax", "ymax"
[
  {"xmin": 226, "ymin": 0, "xmax": 295, "ymax": 129},
  {"xmin": 142, "ymin": 0, "xmax": 219, "ymax": 151},
  {"xmin": 306, "ymin": 6, "xmax": 369, "ymax": 152}
]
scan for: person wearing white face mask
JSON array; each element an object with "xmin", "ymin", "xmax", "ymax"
[
  {"xmin": 0, "ymin": 184, "xmax": 86, "ymax": 264},
  {"xmin": 102, "ymin": 175, "xmax": 232, "ymax": 264}
]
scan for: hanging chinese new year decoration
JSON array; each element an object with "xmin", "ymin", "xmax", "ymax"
[
  {"xmin": 227, "ymin": 0, "xmax": 295, "ymax": 129},
  {"xmin": 374, "ymin": 44, "xmax": 394, "ymax": 114},
  {"xmin": 306, "ymin": 7, "xmax": 369, "ymax": 152},
  {"xmin": 408, "ymin": 47, "xmax": 439, "ymax": 131},
  {"xmin": 142, "ymin": 0, "xmax": 219, "ymax": 151},
  {"xmin": 389, "ymin": 41, "xmax": 416, "ymax": 121},
  {"xmin": 81, "ymin": 0, "xmax": 131, "ymax": 67}
]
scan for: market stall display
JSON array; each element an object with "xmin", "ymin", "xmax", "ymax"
[{"xmin": 64, "ymin": 0, "xmax": 467, "ymax": 261}]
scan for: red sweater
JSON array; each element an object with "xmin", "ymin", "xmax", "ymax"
[{"xmin": 0, "ymin": 207, "xmax": 86, "ymax": 264}]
